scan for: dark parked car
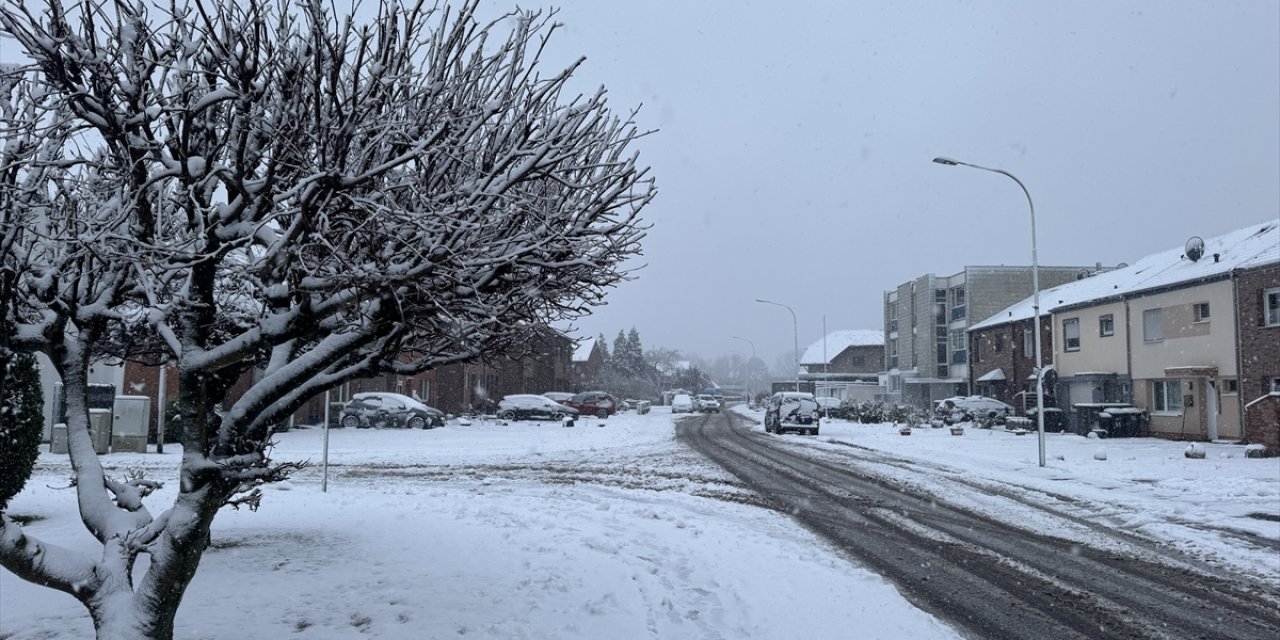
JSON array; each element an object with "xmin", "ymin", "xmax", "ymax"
[
  {"xmin": 497, "ymin": 394, "xmax": 580, "ymax": 421},
  {"xmin": 340, "ymin": 392, "xmax": 446, "ymax": 429},
  {"xmin": 764, "ymin": 392, "xmax": 820, "ymax": 435},
  {"xmin": 564, "ymin": 391, "xmax": 618, "ymax": 418}
]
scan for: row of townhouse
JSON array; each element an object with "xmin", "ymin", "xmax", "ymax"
[
  {"xmin": 36, "ymin": 325, "xmax": 603, "ymax": 443},
  {"xmin": 967, "ymin": 221, "xmax": 1279, "ymax": 451}
]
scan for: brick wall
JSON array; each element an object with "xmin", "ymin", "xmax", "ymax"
[{"xmin": 1237, "ymin": 263, "xmax": 1280, "ymax": 452}]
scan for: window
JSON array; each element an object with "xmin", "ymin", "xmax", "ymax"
[
  {"xmin": 1222, "ymin": 378, "xmax": 1238, "ymax": 394},
  {"xmin": 1193, "ymin": 302, "xmax": 1210, "ymax": 322},
  {"xmin": 888, "ymin": 339, "xmax": 898, "ymax": 369},
  {"xmin": 973, "ymin": 336, "xmax": 983, "ymax": 362},
  {"xmin": 1143, "ymin": 308, "xmax": 1163, "ymax": 342},
  {"xmin": 1272, "ymin": 378, "xmax": 1280, "ymax": 393},
  {"xmin": 951, "ymin": 287, "xmax": 967, "ymax": 321},
  {"xmin": 1099, "ymin": 314, "xmax": 1114, "ymax": 337},
  {"xmin": 1063, "ymin": 318, "xmax": 1081, "ymax": 352},
  {"xmin": 1266, "ymin": 288, "xmax": 1280, "ymax": 326},
  {"xmin": 936, "ymin": 365, "xmax": 949, "ymax": 378},
  {"xmin": 950, "ymin": 329, "xmax": 966, "ymax": 363},
  {"xmin": 1152, "ymin": 379, "xmax": 1183, "ymax": 413},
  {"xmin": 1023, "ymin": 328, "xmax": 1033, "ymax": 359},
  {"xmin": 418, "ymin": 379, "xmax": 431, "ymax": 403},
  {"xmin": 994, "ymin": 334, "xmax": 1004, "ymax": 352}
]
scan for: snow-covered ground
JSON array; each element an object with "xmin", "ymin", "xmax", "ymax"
[{"xmin": 3, "ymin": 406, "xmax": 1277, "ymax": 639}]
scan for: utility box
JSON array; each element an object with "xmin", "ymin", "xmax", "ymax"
[
  {"xmin": 112, "ymin": 395, "xmax": 151, "ymax": 453},
  {"xmin": 88, "ymin": 408, "xmax": 112, "ymax": 454},
  {"xmin": 50, "ymin": 423, "xmax": 68, "ymax": 454}
]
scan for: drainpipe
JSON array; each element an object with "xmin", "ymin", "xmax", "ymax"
[
  {"xmin": 1232, "ymin": 270, "xmax": 1246, "ymax": 442},
  {"xmin": 1124, "ymin": 300, "xmax": 1134, "ymax": 404}
]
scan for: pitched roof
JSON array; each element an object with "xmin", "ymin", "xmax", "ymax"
[
  {"xmin": 572, "ymin": 336, "xmax": 597, "ymax": 363},
  {"xmin": 970, "ymin": 221, "xmax": 1279, "ymax": 331},
  {"xmin": 800, "ymin": 330, "xmax": 884, "ymax": 365}
]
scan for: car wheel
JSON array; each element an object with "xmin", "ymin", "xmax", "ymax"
[
  {"xmin": 407, "ymin": 416, "xmax": 427, "ymax": 429},
  {"xmin": 552, "ymin": 412, "xmax": 565, "ymax": 421},
  {"xmin": 500, "ymin": 410, "xmax": 517, "ymax": 421},
  {"xmin": 341, "ymin": 415, "xmax": 362, "ymax": 429},
  {"xmin": 597, "ymin": 409, "xmax": 608, "ymax": 418}
]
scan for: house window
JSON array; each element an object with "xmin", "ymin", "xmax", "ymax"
[
  {"xmin": 937, "ymin": 365, "xmax": 949, "ymax": 378},
  {"xmin": 994, "ymin": 334, "xmax": 1004, "ymax": 352},
  {"xmin": 1063, "ymin": 318, "xmax": 1081, "ymax": 352},
  {"xmin": 888, "ymin": 339, "xmax": 898, "ymax": 369},
  {"xmin": 1152, "ymin": 379, "xmax": 1183, "ymax": 413},
  {"xmin": 1272, "ymin": 378, "xmax": 1280, "ymax": 393},
  {"xmin": 1222, "ymin": 378, "xmax": 1238, "ymax": 394},
  {"xmin": 1266, "ymin": 288, "xmax": 1280, "ymax": 326},
  {"xmin": 1023, "ymin": 328, "xmax": 1033, "ymax": 359},
  {"xmin": 1143, "ymin": 308, "xmax": 1163, "ymax": 342},
  {"xmin": 1099, "ymin": 314, "xmax": 1114, "ymax": 337},
  {"xmin": 973, "ymin": 336, "xmax": 982, "ymax": 362},
  {"xmin": 418, "ymin": 379, "xmax": 431, "ymax": 403},
  {"xmin": 1193, "ymin": 302, "xmax": 1210, "ymax": 323}
]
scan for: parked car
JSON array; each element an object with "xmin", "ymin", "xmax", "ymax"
[
  {"xmin": 564, "ymin": 391, "xmax": 618, "ymax": 418},
  {"xmin": 933, "ymin": 396, "xmax": 1014, "ymax": 425},
  {"xmin": 764, "ymin": 392, "xmax": 821, "ymax": 435},
  {"xmin": 695, "ymin": 394, "xmax": 721, "ymax": 413},
  {"xmin": 542, "ymin": 391, "xmax": 575, "ymax": 403},
  {"xmin": 497, "ymin": 394, "xmax": 579, "ymax": 421},
  {"xmin": 340, "ymin": 392, "xmax": 446, "ymax": 429},
  {"xmin": 670, "ymin": 394, "xmax": 694, "ymax": 413}
]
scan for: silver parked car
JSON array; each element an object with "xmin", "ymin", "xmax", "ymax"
[
  {"xmin": 497, "ymin": 394, "xmax": 579, "ymax": 421},
  {"xmin": 340, "ymin": 392, "xmax": 446, "ymax": 429}
]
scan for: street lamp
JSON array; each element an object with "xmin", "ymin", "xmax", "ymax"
[
  {"xmin": 933, "ymin": 156, "xmax": 1046, "ymax": 468},
  {"xmin": 755, "ymin": 299, "xmax": 800, "ymax": 392}
]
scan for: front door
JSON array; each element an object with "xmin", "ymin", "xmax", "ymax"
[{"xmin": 1205, "ymin": 379, "xmax": 1218, "ymax": 441}]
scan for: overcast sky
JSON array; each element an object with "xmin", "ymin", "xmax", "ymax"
[
  {"xmin": 4, "ymin": 1, "xmax": 1276, "ymax": 367},
  {"xmin": 531, "ymin": 0, "xmax": 1280, "ymax": 364}
]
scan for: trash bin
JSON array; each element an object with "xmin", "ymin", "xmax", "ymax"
[
  {"xmin": 50, "ymin": 423, "xmax": 68, "ymax": 454},
  {"xmin": 89, "ymin": 408, "xmax": 112, "ymax": 454}
]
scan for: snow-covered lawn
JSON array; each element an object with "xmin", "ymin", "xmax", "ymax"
[
  {"xmin": 4, "ymin": 406, "xmax": 1277, "ymax": 639},
  {"xmin": 2, "ymin": 409, "xmax": 957, "ymax": 640}
]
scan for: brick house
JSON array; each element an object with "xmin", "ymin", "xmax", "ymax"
[
  {"xmin": 1236, "ymin": 262, "xmax": 1280, "ymax": 454},
  {"xmin": 571, "ymin": 336, "xmax": 605, "ymax": 389},
  {"xmin": 967, "ymin": 315, "xmax": 1053, "ymax": 414},
  {"xmin": 799, "ymin": 330, "xmax": 885, "ymax": 401}
]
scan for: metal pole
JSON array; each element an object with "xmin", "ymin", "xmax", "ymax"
[
  {"xmin": 933, "ymin": 156, "xmax": 1046, "ymax": 467},
  {"xmin": 732, "ymin": 335, "xmax": 756, "ymax": 404},
  {"xmin": 823, "ymin": 315, "xmax": 829, "ymax": 416},
  {"xmin": 755, "ymin": 299, "xmax": 799, "ymax": 392},
  {"xmin": 322, "ymin": 388, "xmax": 331, "ymax": 492},
  {"xmin": 155, "ymin": 361, "xmax": 166, "ymax": 454}
]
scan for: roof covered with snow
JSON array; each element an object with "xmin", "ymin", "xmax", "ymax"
[
  {"xmin": 971, "ymin": 221, "xmax": 1279, "ymax": 332},
  {"xmin": 572, "ymin": 336, "xmax": 596, "ymax": 363},
  {"xmin": 800, "ymin": 330, "xmax": 885, "ymax": 365}
]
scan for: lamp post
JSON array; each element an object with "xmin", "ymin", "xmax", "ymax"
[
  {"xmin": 732, "ymin": 335, "xmax": 756, "ymax": 403},
  {"xmin": 755, "ymin": 298, "xmax": 800, "ymax": 392},
  {"xmin": 933, "ymin": 156, "xmax": 1046, "ymax": 468}
]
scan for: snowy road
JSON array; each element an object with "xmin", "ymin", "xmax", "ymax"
[{"xmin": 678, "ymin": 410, "xmax": 1280, "ymax": 640}]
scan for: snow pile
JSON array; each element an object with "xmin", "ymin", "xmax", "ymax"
[{"xmin": 1, "ymin": 409, "xmax": 959, "ymax": 640}]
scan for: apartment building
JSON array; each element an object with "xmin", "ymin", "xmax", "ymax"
[{"xmin": 883, "ymin": 265, "xmax": 1106, "ymax": 408}]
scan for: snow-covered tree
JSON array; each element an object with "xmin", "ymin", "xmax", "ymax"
[{"xmin": 0, "ymin": 1, "xmax": 652, "ymax": 638}]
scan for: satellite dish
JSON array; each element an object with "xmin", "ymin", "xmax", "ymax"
[{"xmin": 1185, "ymin": 237, "xmax": 1205, "ymax": 262}]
